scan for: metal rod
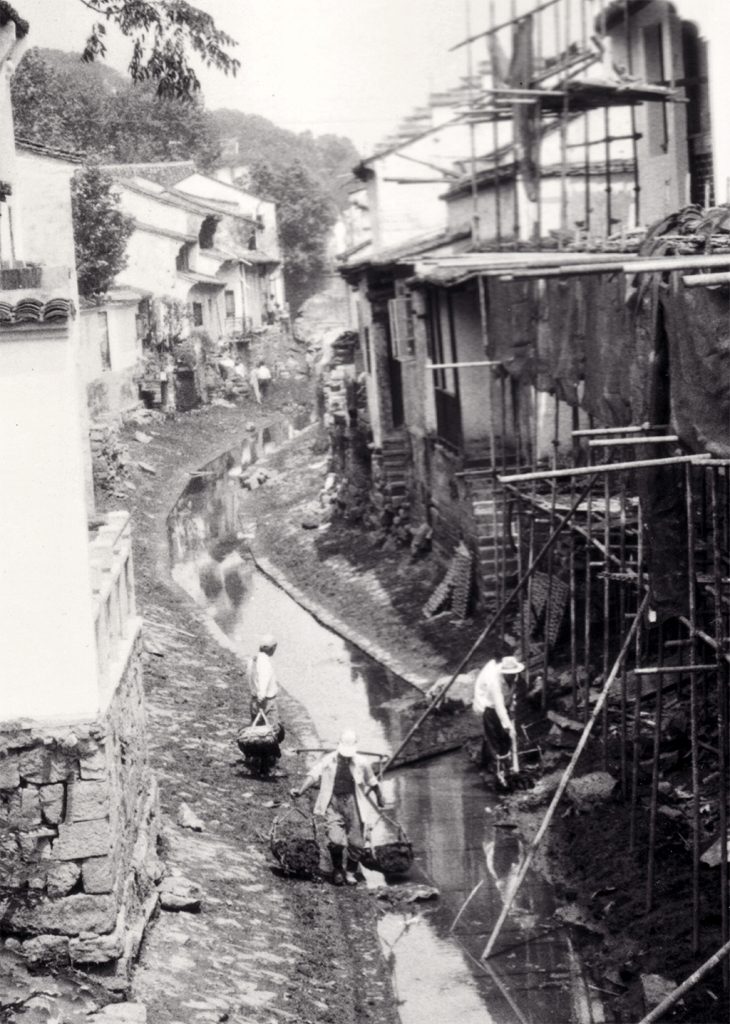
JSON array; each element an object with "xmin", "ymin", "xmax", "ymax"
[
  {"xmin": 624, "ymin": 0, "xmax": 641, "ymax": 224},
  {"xmin": 584, "ymin": 443, "xmax": 593, "ymax": 723},
  {"xmin": 482, "ymin": 593, "xmax": 649, "ymax": 959},
  {"xmin": 499, "ymin": 454, "xmax": 709, "ymax": 483},
  {"xmin": 605, "ymin": 105, "xmax": 612, "ymax": 235},
  {"xmin": 543, "ymin": 396, "xmax": 560, "ymax": 711},
  {"xmin": 570, "ymin": 469, "xmax": 578, "ymax": 717},
  {"xmin": 566, "ymin": 133, "xmax": 642, "ymax": 149},
  {"xmin": 686, "ymin": 461, "xmax": 700, "ymax": 954},
  {"xmin": 587, "ymin": 435, "xmax": 679, "ymax": 448}
]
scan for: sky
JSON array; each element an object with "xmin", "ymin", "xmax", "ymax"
[
  {"xmin": 15, "ymin": 0, "xmax": 730, "ymax": 171},
  {"xmin": 16, "ymin": 0, "xmax": 500, "ymax": 154}
]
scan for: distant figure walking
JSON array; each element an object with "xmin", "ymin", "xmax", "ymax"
[
  {"xmin": 247, "ymin": 634, "xmax": 280, "ymax": 732},
  {"xmin": 256, "ymin": 360, "xmax": 272, "ymax": 399}
]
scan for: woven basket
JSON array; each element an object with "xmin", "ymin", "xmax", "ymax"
[
  {"xmin": 238, "ymin": 709, "xmax": 278, "ymax": 755},
  {"xmin": 270, "ymin": 805, "xmax": 322, "ymax": 878},
  {"xmin": 364, "ymin": 810, "xmax": 413, "ymax": 878}
]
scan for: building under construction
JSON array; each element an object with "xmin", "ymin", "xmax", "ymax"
[{"xmin": 335, "ymin": 0, "xmax": 730, "ymax": 1013}]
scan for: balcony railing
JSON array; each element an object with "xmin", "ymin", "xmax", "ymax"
[{"xmin": 89, "ymin": 511, "xmax": 139, "ymax": 698}]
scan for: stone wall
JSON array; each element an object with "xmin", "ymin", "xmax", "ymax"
[{"xmin": 0, "ymin": 629, "xmax": 160, "ymax": 991}]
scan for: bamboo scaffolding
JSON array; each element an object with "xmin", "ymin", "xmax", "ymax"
[
  {"xmin": 634, "ymin": 664, "xmax": 717, "ymax": 675},
  {"xmin": 482, "ymin": 593, "xmax": 649, "ymax": 959},
  {"xmin": 630, "ymin": 500, "xmax": 644, "ymax": 850},
  {"xmin": 450, "ymin": 0, "xmax": 562, "ymax": 51},
  {"xmin": 570, "ymin": 472, "xmax": 579, "ymax": 716},
  {"xmin": 380, "ymin": 477, "xmax": 598, "ymax": 773},
  {"xmin": 499, "ymin": 453, "xmax": 709, "ymax": 484},
  {"xmin": 497, "ymin": 254, "xmax": 730, "ymax": 281}
]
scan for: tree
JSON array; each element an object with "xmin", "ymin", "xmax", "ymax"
[
  {"xmin": 71, "ymin": 165, "xmax": 134, "ymax": 298},
  {"xmin": 77, "ymin": 0, "xmax": 239, "ymax": 100},
  {"xmin": 12, "ymin": 49, "xmax": 220, "ymax": 167},
  {"xmin": 248, "ymin": 160, "xmax": 338, "ymax": 312}
]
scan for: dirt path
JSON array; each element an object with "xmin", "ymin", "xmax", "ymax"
[{"xmin": 98, "ymin": 396, "xmax": 399, "ymax": 1024}]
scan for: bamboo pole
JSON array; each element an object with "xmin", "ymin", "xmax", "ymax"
[
  {"xmin": 602, "ymin": 471, "xmax": 611, "ymax": 766},
  {"xmin": 618, "ymin": 474, "xmax": 629, "ymax": 795},
  {"xmin": 572, "ymin": 424, "xmax": 669, "ymax": 437},
  {"xmin": 587, "ymin": 435, "xmax": 679, "ymax": 448},
  {"xmin": 450, "ymin": 0, "xmax": 562, "ymax": 51},
  {"xmin": 499, "ymin": 454, "xmax": 709, "ymax": 484},
  {"xmin": 636, "ymin": 936, "xmax": 730, "ymax": 1024},
  {"xmin": 710, "ymin": 468, "xmax": 729, "ymax": 991},
  {"xmin": 570, "ymin": 473, "xmax": 578, "ymax": 716},
  {"xmin": 490, "ymin": 0, "xmax": 503, "ymax": 249},
  {"xmin": 683, "ymin": 270, "xmax": 730, "ymax": 288},
  {"xmin": 543, "ymin": 396, "xmax": 560, "ymax": 711},
  {"xmin": 630, "ymin": 499, "xmax": 644, "ymax": 851},
  {"xmin": 482, "ymin": 592, "xmax": 649, "ymax": 959},
  {"xmin": 646, "ymin": 637, "xmax": 663, "ymax": 912},
  {"xmin": 380, "ymin": 477, "xmax": 598, "ymax": 773},
  {"xmin": 686, "ymin": 461, "xmax": 700, "ymax": 954},
  {"xmin": 634, "ymin": 664, "xmax": 718, "ymax": 675}
]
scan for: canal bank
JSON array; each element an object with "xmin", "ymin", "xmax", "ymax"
[
  {"xmin": 95, "ymin": 398, "xmax": 400, "ymax": 1024},
  {"xmin": 166, "ymin": 428, "xmax": 605, "ymax": 1024}
]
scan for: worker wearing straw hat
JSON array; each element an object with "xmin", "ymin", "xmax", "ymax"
[
  {"xmin": 291, "ymin": 729, "xmax": 385, "ymax": 886},
  {"xmin": 473, "ymin": 654, "xmax": 525, "ymax": 790}
]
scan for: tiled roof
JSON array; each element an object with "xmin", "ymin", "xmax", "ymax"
[
  {"xmin": 0, "ymin": 297, "xmax": 74, "ymax": 326},
  {"xmin": 102, "ymin": 161, "xmax": 197, "ymax": 188},
  {"xmin": 0, "ymin": 1, "xmax": 28, "ymax": 38},
  {"xmin": 242, "ymin": 248, "xmax": 279, "ymax": 265},
  {"xmin": 15, "ymin": 136, "xmax": 85, "ymax": 164}
]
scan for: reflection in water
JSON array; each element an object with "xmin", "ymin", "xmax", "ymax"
[{"xmin": 167, "ymin": 448, "xmax": 603, "ymax": 1024}]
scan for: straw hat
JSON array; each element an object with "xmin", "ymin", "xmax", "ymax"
[
  {"xmin": 500, "ymin": 655, "xmax": 525, "ymax": 675},
  {"xmin": 337, "ymin": 729, "xmax": 358, "ymax": 758}
]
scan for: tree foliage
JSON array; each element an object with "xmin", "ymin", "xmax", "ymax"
[
  {"xmin": 77, "ymin": 0, "xmax": 239, "ymax": 100},
  {"xmin": 248, "ymin": 160, "xmax": 338, "ymax": 313},
  {"xmin": 12, "ymin": 49, "xmax": 220, "ymax": 166},
  {"xmin": 71, "ymin": 165, "xmax": 135, "ymax": 298}
]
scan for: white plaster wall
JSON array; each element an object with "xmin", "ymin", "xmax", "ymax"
[
  {"xmin": 118, "ymin": 229, "xmax": 185, "ymax": 300},
  {"xmin": 14, "ymin": 152, "xmax": 77, "ymax": 271},
  {"xmin": 0, "ymin": 325, "xmax": 99, "ymax": 721},
  {"xmin": 108, "ymin": 306, "xmax": 140, "ymax": 371},
  {"xmin": 450, "ymin": 289, "xmax": 492, "ymax": 446}
]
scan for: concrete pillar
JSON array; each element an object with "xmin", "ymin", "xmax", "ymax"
[{"xmin": 0, "ymin": 320, "xmax": 99, "ymax": 722}]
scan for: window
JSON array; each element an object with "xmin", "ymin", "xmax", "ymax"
[
  {"xmin": 176, "ymin": 244, "xmax": 190, "ymax": 272},
  {"xmin": 225, "ymin": 290, "xmax": 236, "ymax": 317},
  {"xmin": 198, "ymin": 215, "xmax": 217, "ymax": 250},
  {"xmin": 191, "ymin": 302, "xmax": 203, "ymax": 327},
  {"xmin": 427, "ymin": 290, "xmax": 462, "ymax": 449}
]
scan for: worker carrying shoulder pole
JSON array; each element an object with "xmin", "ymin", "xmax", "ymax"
[
  {"xmin": 472, "ymin": 653, "xmax": 525, "ymax": 790},
  {"xmin": 290, "ymin": 729, "xmax": 386, "ymax": 886}
]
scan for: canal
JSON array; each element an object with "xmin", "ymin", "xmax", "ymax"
[{"xmin": 167, "ymin": 429, "xmax": 604, "ymax": 1024}]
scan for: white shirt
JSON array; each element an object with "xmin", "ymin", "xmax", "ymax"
[
  {"xmin": 256, "ymin": 365, "xmax": 272, "ymax": 382},
  {"xmin": 472, "ymin": 659, "xmax": 514, "ymax": 730},
  {"xmin": 250, "ymin": 651, "xmax": 278, "ymax": 700}
]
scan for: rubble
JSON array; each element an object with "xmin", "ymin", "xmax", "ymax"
[
  {"xmin": 158, "ymin": 876, "xmax": 203, "ymax": 913},
  {"xmin": 565, "ymin": 772, "xmax": 617, "ymax": 812},
  {"xmin": 176, "ymin": 803, "xmax": 205, "ymax": 832}
]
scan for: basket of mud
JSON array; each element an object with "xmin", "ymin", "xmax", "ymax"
[
  {"xmin": 363, "ymin": 814, "xmax": 413, "ymax": 878},
  {"xmin": 269, "ymin": 804, "xmax": 322, "ymax": 879},
  {"xmin": 237, "ymin": 710, "xmax": 279, "ymax": 757}
]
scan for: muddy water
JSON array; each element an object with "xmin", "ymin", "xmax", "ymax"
[{"xmin": 167, "ymin": 436, "xmax": 604, "ymax": 1024}]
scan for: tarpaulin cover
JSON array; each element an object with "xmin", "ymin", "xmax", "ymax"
[
  {"xmin": 581, "ymin": 274, "xmax": 633, "ymax": 425},
  {"xmin": 486, "ymin": 278, "xmax": 538, "ymax": 379},
  {"xmin": 661, "ymin": 273, "xmax": 730, "ymax": 458},
  {"xmin": 638, "ymin": 461, "xmax": 689, "ymax": 621},
  {"xmin": 536, "ymin": 278, "xmax": 585, "ymax": 404}
]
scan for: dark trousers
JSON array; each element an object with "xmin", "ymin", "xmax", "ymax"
[
  {"xmin": 481, "ymin": 707, "xmax": 512, "ymax": 767},
  {"xmin": 325, "ymin": 793, "xmax": 364, "ymax": 873}
]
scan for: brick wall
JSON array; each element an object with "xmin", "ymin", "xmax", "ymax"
[{"xmin": 0, "ymin": 631, "xmax": 160, "ymax": 991}]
